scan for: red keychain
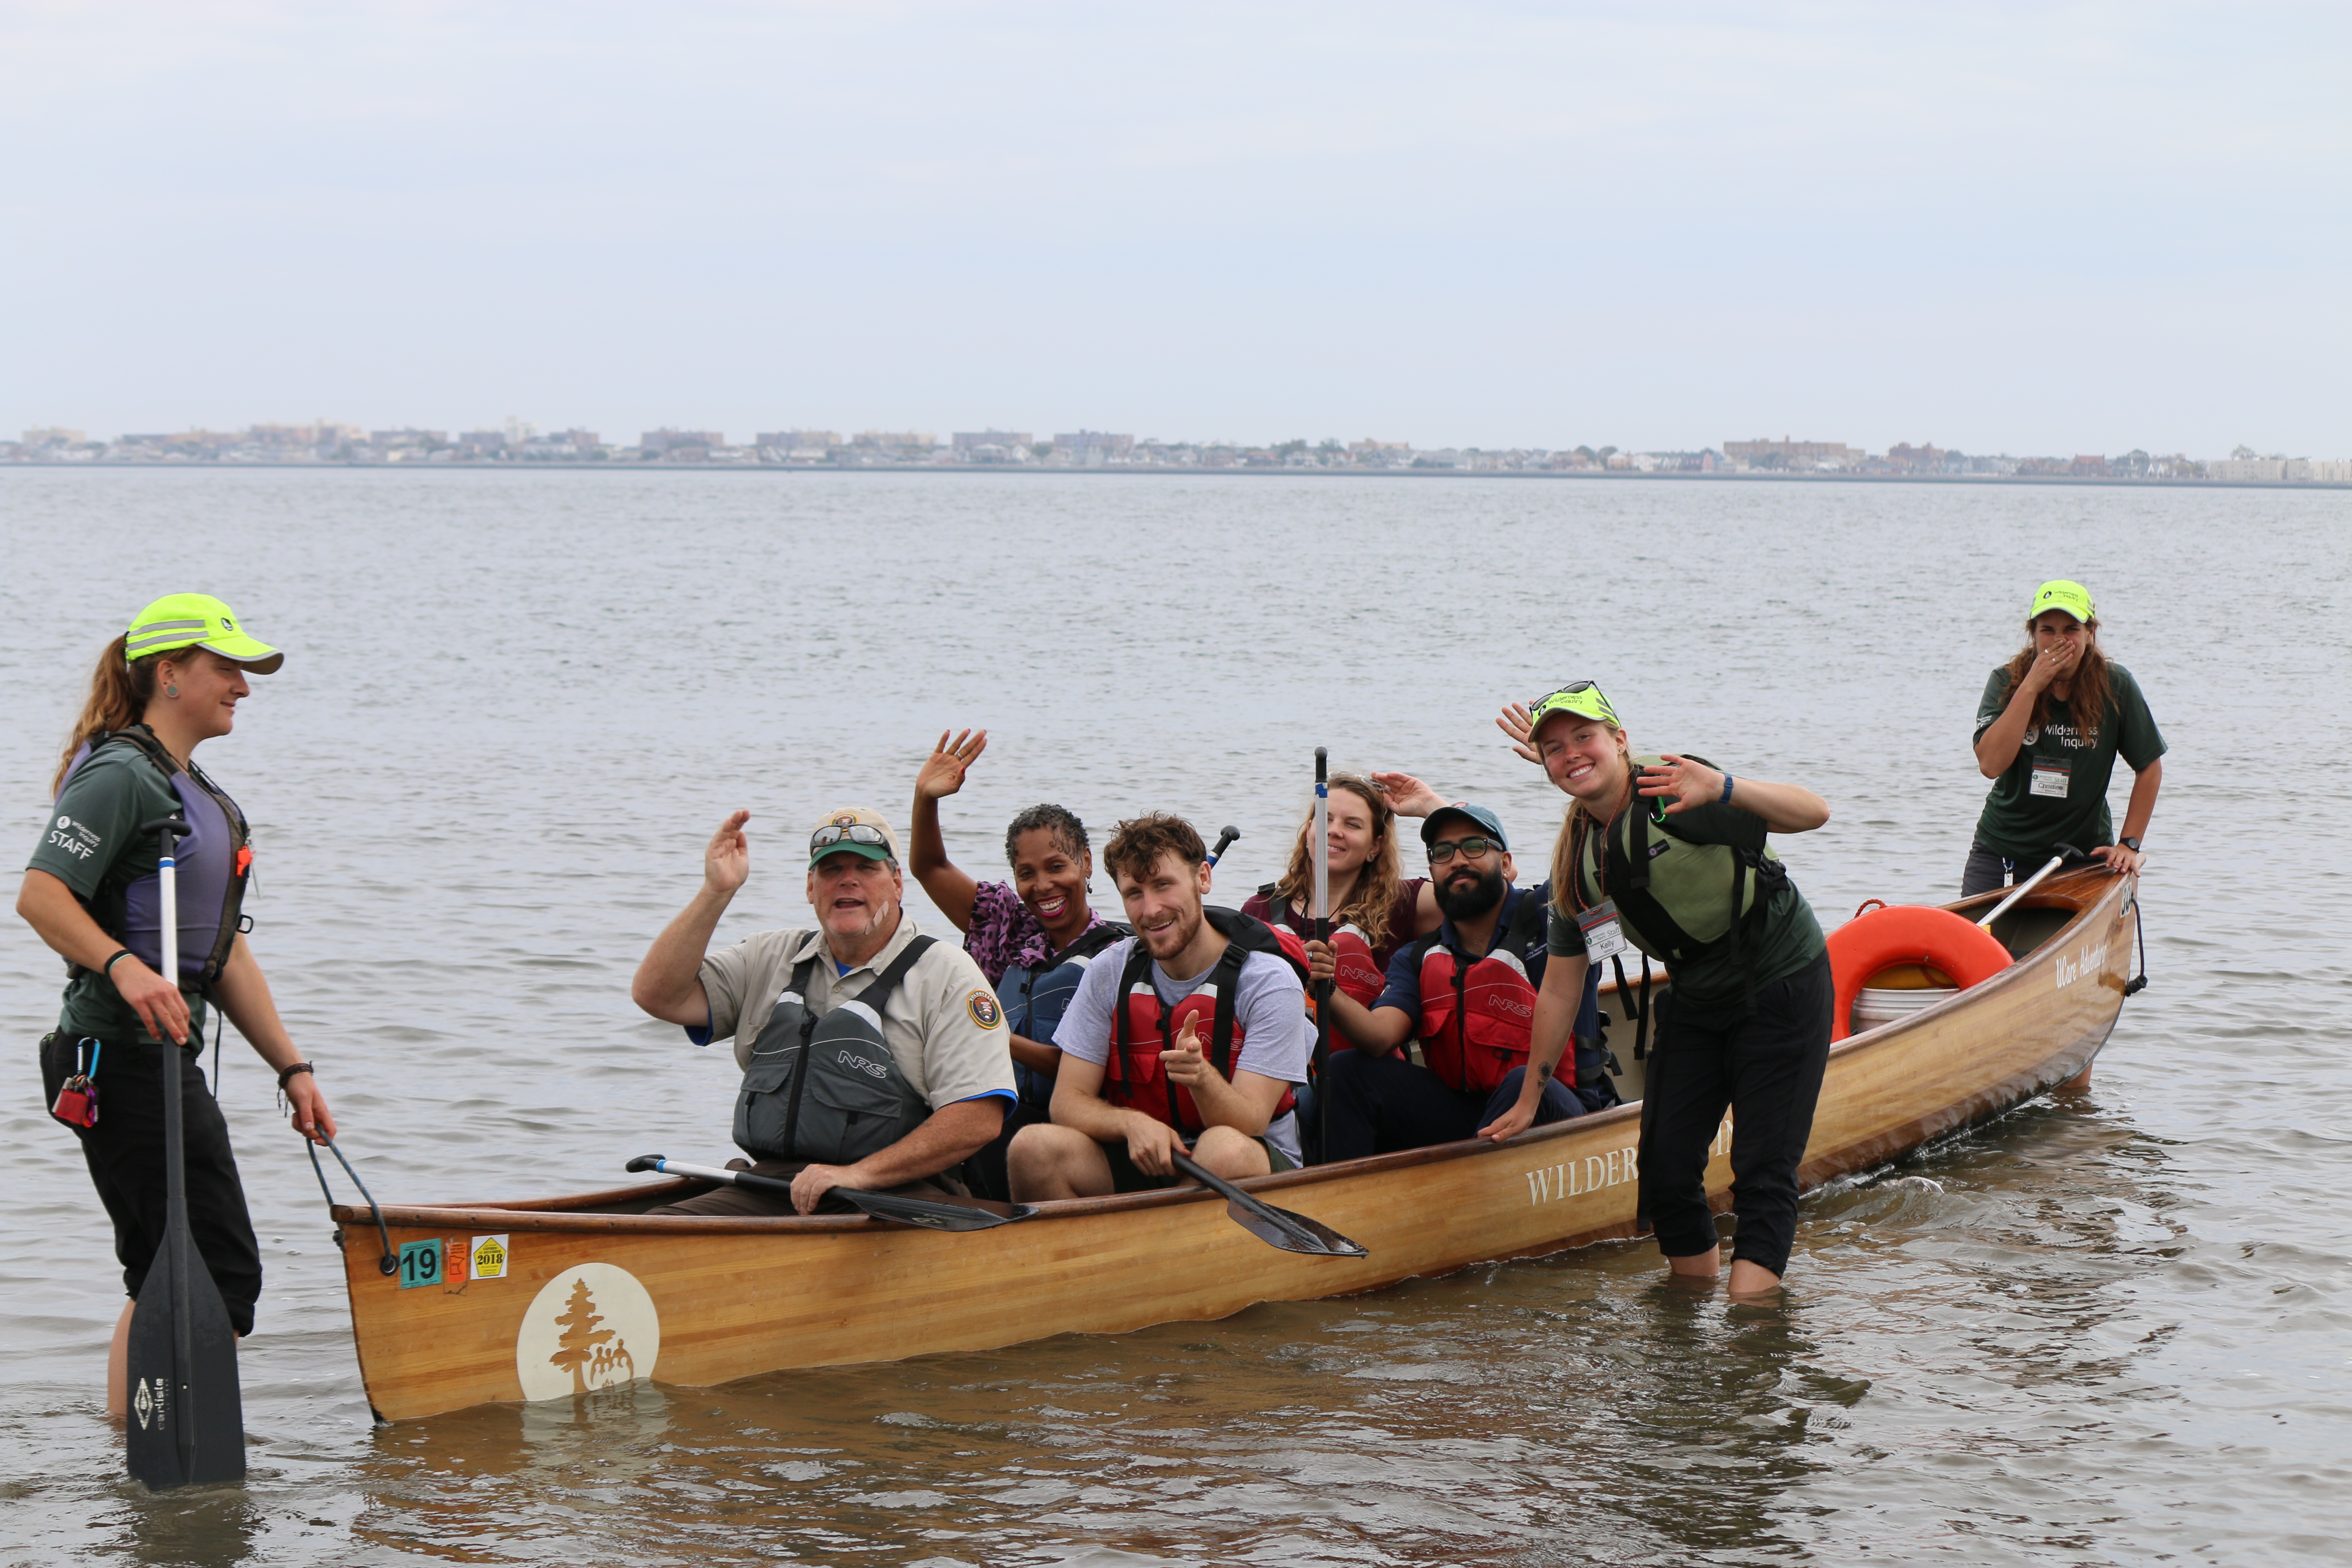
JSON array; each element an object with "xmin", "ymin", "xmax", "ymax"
[{"xmin": 51, "ymin": 1039, "xmax": 101, "ymax": 1129}]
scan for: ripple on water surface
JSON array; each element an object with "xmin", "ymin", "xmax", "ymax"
[{"xmin": 1, "ymin": 469, "xmax": 2348, "ymax": 1565}]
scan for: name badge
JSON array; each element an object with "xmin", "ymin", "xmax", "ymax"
[
  {"xmin": 1577, "ymin": 900, "xmax": 1629, "ymax": 962},
  {"xmin": 2030, "ymin": 759, "xmax": 2071, "ymax": 799}
]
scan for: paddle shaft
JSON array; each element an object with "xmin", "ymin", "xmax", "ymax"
[
  {"xmin": 1311, "ymin": 748, "xmax": 1331, "ymax": 1157},
  {"xmin": 157, "ymin": 824, "xmax": 197, "ymax": 1479},
  {"xmin": 1976, "ymin": 841, "xmax": 2086, "ymax": 930}
]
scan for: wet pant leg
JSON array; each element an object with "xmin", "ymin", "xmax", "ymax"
[
  {"xmin": 41, "ymin": 1033, "xmax": 263, "ymax": 1336},
  {"xmin": 1321, "ymin": 1048, "xmax": 1480, "ymax": 1161},
  {"xmin": 1636, "ymin": 957, "xmax": 1834, "ymax": 1275}
]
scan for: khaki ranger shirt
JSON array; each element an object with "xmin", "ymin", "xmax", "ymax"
[{"xmin": 695, "ymin": 914, "xmax": 1017, "ymax": 1113}]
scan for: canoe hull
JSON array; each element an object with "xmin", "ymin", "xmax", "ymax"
[{"xmin": 337, "ymin": 870, "xmax": 2138, "ymax": 1421}]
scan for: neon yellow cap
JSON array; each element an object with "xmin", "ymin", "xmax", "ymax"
[
  {"xmin": 2029, "ymin": 580, "xmax": 2095, "ymax": 625},
  {"xmin": 124, "ymin": 594, "xmax": 285, "ymax": 673},
  {"xmin": 1527, "ymin": 680, "xmax": 1620, "ymax": 733}
]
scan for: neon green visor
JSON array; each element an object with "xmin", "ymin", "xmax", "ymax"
[
  {"xmin": 124, "ymin": 593, "xmax": 285, "ymax": 672},
  {"xmin": 1527, "ymin": 680, "xmax": 1619, "ymax": 732},
  {"xmin": 2029, "ymin": 580, "xmax": 2095, "ymax": 625}
]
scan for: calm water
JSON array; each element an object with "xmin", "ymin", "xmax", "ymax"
[{"xmin": 2, "ymin": 469, "xmax": 2347, "ymax": 1567}]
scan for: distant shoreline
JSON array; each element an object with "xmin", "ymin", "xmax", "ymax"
[{"xmin": 5, "ymin": 461, "xmax": 2346, "ymax": 493}]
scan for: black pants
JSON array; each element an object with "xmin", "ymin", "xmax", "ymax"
[
  {"xmin": 40, "ymin": 1032, "xmax": 263, "ymax": 1336},
  {"xmin": 1962, "ymin": 840, "xmax": 2095, "ymax": 898},
  {"xmin": 1638, "ymin": 954, "xmax": 1833, "ymax": 1277},
  {"xmin": 1323, "ymin": 1049, "xmax": 1585, "ymax": 1161}
]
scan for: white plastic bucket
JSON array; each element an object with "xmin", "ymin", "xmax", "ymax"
[{"xmin": 1850, "ymin": 985, "xmax": 1958, "ymax": 1036}]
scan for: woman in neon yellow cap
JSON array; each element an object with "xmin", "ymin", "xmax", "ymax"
[
  {"xmin": 1966, "ymin": 579, "xmax": 2165, "ymax": 898},
  {"xmin": 17, "ymin": 593, "xmax": 337, "ymax": 1416},
  {"xmin": 1491, "ymin": 680, "xmax": 1834, "ymax": 1298}
]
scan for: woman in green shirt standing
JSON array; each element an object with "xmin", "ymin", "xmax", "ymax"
[
  {"xmin": 17, "ymin": 594, "xmax": 336, "ymax": 1416},
  {"xmin": 1965, "ymin": 579, "xmax": 2165, "ymax": 897},
  {"xmin": 1489, "ymin": 681, "xmax": 1833, "ymax": 1297}
]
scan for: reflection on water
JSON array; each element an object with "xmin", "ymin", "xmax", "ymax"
[{"xmin": 2, "ymin": 470, "xmax": 2349, "ymax": 1565}]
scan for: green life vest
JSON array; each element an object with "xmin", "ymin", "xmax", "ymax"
[{"xmin": 1572, "ymin": 755, "xmax": 1790, "ymax": 1008}]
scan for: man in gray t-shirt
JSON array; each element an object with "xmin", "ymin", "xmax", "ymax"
[{"xmin": 1008, "ymin": 813, "xmax": 1311, "ymax": 1200}]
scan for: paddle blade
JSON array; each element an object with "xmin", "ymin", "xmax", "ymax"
[
  {"xmin": 1222, "ymin": 1198, "xmax": 1369, "ymax": 1257},
  {"xmin": 836, "ymin": 1189, "xmax": 1038, "ymax": 1231},
  {"xmin": 124, "ymin": 1242, "xmax": 245, "ymax": 1490}
]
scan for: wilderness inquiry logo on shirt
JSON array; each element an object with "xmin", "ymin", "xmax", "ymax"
[
  {"xmin": 46, "ymin": 815, "xmax": 100, "ymax": 861},
  {"xmin": 2021, "ymin": 720, "xmax": 2096, "ymax": 749}
]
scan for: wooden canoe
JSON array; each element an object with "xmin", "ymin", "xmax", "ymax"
[{"xmin": 333, "ymin": 868, "xmax": 2141, "ymax": 1421}]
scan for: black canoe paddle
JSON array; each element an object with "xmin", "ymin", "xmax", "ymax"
[
  {"xmin": 124, "ymin": 815, "xmax": 245, "ymax": 1491},
  {"xmin": 1206, "ymin": 825, "xmax": 1240, "ymax": 867},
  {"xmin": 1170, "ymin": 1152, "xmax": 1367, "ymax": 1257},
  {"xmin": 626, "ymin": 1155, "xmax": 1037, "ymax": 1231}
]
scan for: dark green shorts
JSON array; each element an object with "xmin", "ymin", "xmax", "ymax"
[{"xmin": 1101, "ymin": 1134, "xmax": 1296, "ymax": 1194}]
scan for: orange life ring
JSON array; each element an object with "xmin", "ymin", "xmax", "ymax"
[{"xmin": 1826, "ymin": 904, "xmax": 2013, "ymax": 1041}]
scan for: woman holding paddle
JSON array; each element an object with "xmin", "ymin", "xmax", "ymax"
[
  {"xmin": 1492, "ymin": 680, "xmax": 1832, "ymax": 1298},
  {"xmin": 1241, "ymin": 769, "xmax": 1442, "ymax": 1006},
  {"xmin": 1965, "ymin": 579, "xmax": 2165, "ymax": 897},
  {"xmin": 18, "ymin": 595, "xmax": 335, "ymax": 1415}
]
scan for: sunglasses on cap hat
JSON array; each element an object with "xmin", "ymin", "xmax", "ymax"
[
  {"xmin": 812, "ymin": 824, "xmax": 888, "ymax": 852},
  {"xmin": 1527, "ymin": 680, "xmax": 1618, "ymax": 730}
]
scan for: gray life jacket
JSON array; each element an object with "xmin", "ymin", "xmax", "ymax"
[
  {"xmin": 59, "ymin": 726, "xmax": 251, "ymax": 992},
  {"xmin": 733, "ymin": 936, "xmax": 937, "ymax": 1166}
]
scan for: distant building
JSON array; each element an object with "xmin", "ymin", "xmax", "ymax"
[
  {"xmin": 459, "ymin": 430, "xmax": 508, "ymax": 453},
  {"xmin": 756, "ymin": 430, "xmax": 841, "ymax": 452},
  {"xmin": 952, "ymin": 430, "xmax": 1033, "ymax": 453},
  {"xmin": 1054, "ymin": 431, "xmax": 1133, "ymax": 456},
  {"xmin": 2069, "ymin": 455, "xmax": 2108, "ymax": 477},
  {"xmin": 852, "ymin": 431, "xmax": 935, "ymax": 450},
  {"xmin": 1724, "ymin": 437, "xmax": 1862, "ymax": 470},
  {"xmin": 641, "ymin": 429, "xmax": 723, "ymax": 453},
  {"xmin": 21, "ymin": 427, "xmax": 86, "ymax": 446},
  {"xmin": 2206, "ymin": 456, "xmax": 2290, "ymax": 481}
]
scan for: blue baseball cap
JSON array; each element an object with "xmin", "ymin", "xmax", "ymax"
[{"xmin": 1421, "ymin": 802, "xmax": 1508, "ymax": 852}]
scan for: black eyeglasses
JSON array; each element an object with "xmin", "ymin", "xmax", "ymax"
[{"xmin": 1427, "ymin": 836, "xmax": 1501, "ymax": 864}]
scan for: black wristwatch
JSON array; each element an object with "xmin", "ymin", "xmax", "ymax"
[{"xmin": 2119, "ymin": 836, "xmax": 2141, "ymax": 852}]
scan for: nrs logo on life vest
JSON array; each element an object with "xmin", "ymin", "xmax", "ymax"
[{"xmin": 836, "ymin": 1051, "xmax": 889, "ymax": 1079}]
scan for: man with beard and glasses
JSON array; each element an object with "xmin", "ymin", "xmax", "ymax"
[
  {"xmin": 1006, "ymin": 812, "xmax": 1313, "ymax": 1200},
  {"xmin": 1314, "ymin": 802, "xmax": 1608, "ymax": 1160}
]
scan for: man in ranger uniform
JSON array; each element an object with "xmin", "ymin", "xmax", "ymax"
[
  {"xmin": 1314, "ymin": 802, "xmax": 1607, "ymax": 1160},
  {"xmin": 1006, "ymin": 813, "xmax": 1313, "ymax": 1200},
  {"xmin": 631, "ymin": 806, "xmax": 1015, "ymax": 1215}
]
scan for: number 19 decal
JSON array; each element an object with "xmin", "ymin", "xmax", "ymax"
[{"xmin": 398, "ymin": 1238, "xmax": 444, "ymax": 1289}]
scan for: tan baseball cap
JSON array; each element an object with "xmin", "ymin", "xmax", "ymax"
[{"xmin": 808, "ymin": 806, "xmax": 901, "ymax": 866}]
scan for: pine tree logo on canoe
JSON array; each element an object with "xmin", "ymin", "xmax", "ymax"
[{"xmin": 514, "ymin": 1262, "xmax": 662, "ymax": 1401}]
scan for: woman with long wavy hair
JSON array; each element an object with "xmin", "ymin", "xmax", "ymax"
[
  {"xmin": 1966, "ymin": 579, "xmax": 2165, "ymax": 897},
  {"xmin": 18, "ymin": 594, "xmax": 336, "ymax": 1415},
  {"xmin": 1241, "ymin": 770, "xmax": 1441, "ymax": 1004}
]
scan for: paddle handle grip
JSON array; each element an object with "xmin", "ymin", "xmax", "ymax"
[
  {"xmin": 1207, "ymin": 826, "xmax": 1240, "ymax": 866},
  {"xmin": 631, "ymin": 1155, "xmax": 797, "ymax": 1199}
]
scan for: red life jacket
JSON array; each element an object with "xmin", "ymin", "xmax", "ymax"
[
  {"xmin": 1250, "ymin": 889, "xmax": 1387, "ymax": 1008},
  {"xmin": 1409, "ymin": 890, "xmax": 1547, "ymax": 1096},
  {"xmin": 1104, "ymin": 907, "xmax": 1305, "ymax": 1135}
]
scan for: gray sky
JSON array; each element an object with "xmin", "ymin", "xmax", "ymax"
[{"xmin": 4, "ymin": 1, "xmax": 2346, "ymax": 456}]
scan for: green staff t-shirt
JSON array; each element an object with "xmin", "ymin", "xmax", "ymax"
[
  {"xmin": 26, "ymin": 743, "xmax": 209, "ymax": 1042},
  {"xmin": 1971, "ymin": 662, "xmax": 2165, "ymax": 860}
]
